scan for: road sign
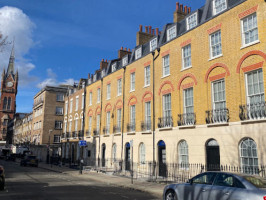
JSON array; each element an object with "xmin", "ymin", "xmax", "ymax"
[{"xmin": 79, "ymin": 140, "xmax": 87, "ymax": 146}]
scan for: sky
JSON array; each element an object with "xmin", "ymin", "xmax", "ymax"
[{"xmin": 0, "ymin": 0, "xmax": 205, "ymax": 113}]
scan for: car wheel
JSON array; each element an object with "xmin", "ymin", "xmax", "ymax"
[{"xmin": 165, "ymin": 190, "xmax": 177, "ymax": 200}]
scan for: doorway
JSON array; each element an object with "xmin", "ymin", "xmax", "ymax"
[
  {"xmin": 125, "ymin": 142, "xmax": 130, "ymax": 171},
  {"xmin": 158, "ymin": 140, "xmax": 166, "ymax": 177},
  {"xmin": 102, "ymin": 143, "xmax": 106, "ymax": 167},
  {"xmin": 206, "ymin": 139, "xmax": 220, "ymax": 171}
]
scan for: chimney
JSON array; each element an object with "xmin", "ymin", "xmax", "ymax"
[
  {"xmin": 118, "ymin": 47, "xmax": 132, "ymax": 59},
  {"xmin": 100, "ymin": 59, "xmax": 108, "ymax": 70},
  {"xmin": 173, "ymin": 2, "xmax": 189, "ymax": 23},
  {"xmin": 88, "ymin": 73, "xmax": 91, "ymax": 79},
  {"xmin": 156, "ymin": 28, "xmax": 159, "ymax": 36},
  {"xmin": 136, "ymin": 24, "xmax": 155, "ymax": 46}
]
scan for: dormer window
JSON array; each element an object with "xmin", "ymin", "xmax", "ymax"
[
  {"xmin": 101, "ymin": 70, "xmax": 105, "ymax": 78},
  {"xmin": 112, "ymin": 63, "xmax": 117, "ymax": 72},
  {"xmin": 213, "ymin": 0, "xmax": 227, "ymax": 15},
  {"xmin": 186, "ymin": 12, "xmax": 197, "ymax": 30},
  {"xmin": 135, "ymin": 47, "xmax": 142, "ymax": 60},
  {"xmin": 167, "ymin": 26, "xmax": 176, "ymax": 41},
  {"xmin": 122, "ymin": 56, "xmax": 128, "ymax": 66},
  {"xmin": 150, "ymin": 38, "xmax": 157, "ymax": 51},
  {"xmin": 93, "ymin": 74, "xmax": 97, "ymax": 82}
]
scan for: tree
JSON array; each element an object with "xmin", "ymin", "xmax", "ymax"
[{"xmin": 0, "ymin": 33, "xmax": 8, "ymax": 51}]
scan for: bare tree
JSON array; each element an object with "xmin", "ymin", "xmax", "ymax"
[{"xmin": 0, "ymin": 33, "xmax": 9, "ymax": 51}]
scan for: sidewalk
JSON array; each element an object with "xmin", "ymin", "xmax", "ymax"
[{"xmin": 38, "ymin": 162, "xmax": 166, "ymax": 198}]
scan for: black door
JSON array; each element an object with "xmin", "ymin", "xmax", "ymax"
[
  {"xmin": 158, "ymin": 140, "xmax": 167, "ymax": 177},
  {"xmin": 71, "ymin": 144, "xmax": 75, "ymax": 164},
  {"xmin": 206, "ymin": 140, "xmax": 220, "ymax": 171},
  {"xmin": 102, "ymin": 144, "xmax": 106, "ymax": 167},
  {"xmin": 125, "ymin": 143, "xmax": 130, "ymax": 171}
]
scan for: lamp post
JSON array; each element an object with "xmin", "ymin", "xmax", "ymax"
[{"xmin": 47, "ymin": 129, "xmax": 52, "ymax": 164}]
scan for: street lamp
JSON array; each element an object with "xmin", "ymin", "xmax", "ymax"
[{"xmin": 46, "ymin": 129, "xmax": 53, "ymax": 164}]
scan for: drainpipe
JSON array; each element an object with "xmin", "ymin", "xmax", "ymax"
[
  {"xmin": 121, "ymin": 66, "xmax": 126, "ymax": 167},
  {"xmin": 152, "ymin": 47, "xmax": 160, "ymax": 177},
  {"xmin": 98, "ymin": 77, "xmax": 103, "ymax": 167}
]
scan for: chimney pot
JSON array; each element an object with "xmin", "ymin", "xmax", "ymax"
[
  {"xmin": 156, "ymin": 28, "xmax": 159, "ymax": 36},
  {"xmin": 139, "ymin": 24, "xmax": 143, "ymax": 32},
  {"xmin": 145, "ymin": 26, "xmax": 148, "ymax": 33},
  {"xmin": 176, "ymin": 2, "xmax": 179, "ymax": 11},
  {"xmin": 184, "ymin": 6, "xmax": 187, "ymax": 14},
  {"xmin": 149, "ymin": 26, "xmax": 152, "ymax": 34},
  {"xmin": 125, "ymin": 47, "xmax": 127, "ymax": 51},
  {"xmin": 121, "ymin": 47, "xmax": 123, "ymax": 50},
  {"xmin": 102, "ymin": 59, "xmax": 104, "ymax": 62},
  {"xmin": 152, "ymin": 29, "xmax": 155, "ymax": 35},
  {"xmin": 180, "ymin": 4, "xmax": 183, "ymax": 12},
  {"xmin": 128, "ymin": 48, "xmax": 131, "ymax": 52},
  {"xmin": 105, "ymin": 59, "xmax": 107, "ymax": 62},
  {"xmin": 188, "ymin": 7, "xmax": 191, "ymax": 13}
]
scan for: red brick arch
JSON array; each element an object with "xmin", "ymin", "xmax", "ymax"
[
  {"xmin": 88, "ymin": 109, "xmax": 93, "ymax": 117},
  {"xmin": 158, "ymin": 80, "xmax": 174, "ymax": 95},
  {"xmin": 177, "ymin": 73, "xmax": 198, "ymax": 90},
  {"xmin": 142, "ymin": 91, "xmax": 153, "ymax": 102},
  {"xmin": 204, "ymin": 63, "xmax": 230, "ymax": 82},
  {"xmin": 115, "ymin": 99, "xmax": 123, "ymax": 109},
  {"xmin": 104, "ymin": 103, "xmax": 112, "ymax": 112},
  {"xmin": 95, "ymin": 106, "xmax": 101, "ymax": 115},
  {"xmin": 128, "ymin": 95, "xmax": 138, "ymax": 106},
  {"xmin": 236, "ymin": 50, "xmax": 266, "ymax": 73}
]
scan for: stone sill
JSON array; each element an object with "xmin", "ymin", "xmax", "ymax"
[
  {"xmin": 178, "ymin": 125, "xmax": 196, "ymax": 129},
  {"xmin": 141, "ymin": 130, "xmax": 152, "ymax": 134},
  {"xmin": 103, "ymin": 134, "xmax": 110, "ymax": 137},
  {"xmin": 207, "ymin": 122, "xmax": 229, "ymax": 127},
  {"xmin": 127, "ymin": 132, "xmax": 136, "ymax": 135},
  {"xmin": 159, "ymin": 127, "xmax": 173, "ymax": 131},
  {"xmin": 241, "ymin": 119, "xmax": 266, "ymax": 125},
  {"xmin": 114, "ymin": 133, "xmax": 121, "ymax": 136}
]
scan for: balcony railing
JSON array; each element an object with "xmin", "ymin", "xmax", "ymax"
[
  {"xmin": 178, "ymin": 113, "xmax": 196, "ymax": 126},
  {"xmin": 113, "ymin": 125, "xmax": 121, "ymax": 133},
  {"xmin": 206, "ymin": 108, "xmax": 229, "ymax": 124},
  {"xmin": 158, "ymin": 116, "xmax": 173, "ymax": 128},
  {"xmin": 103, "ymin": 126, "xmax": 110, "ymax": 135},
  {"xmin": 72, "ymin": 131, "xmax": 78, "ymax": 138},
  {"xmin": 93, "ymin": 129, "xmax": 99, "ymax": 136},
  {"xmin": 86, "ymin": 130, "xmax": 91, "ymax": 137},
  {"xmin": 239, "ymin": 102, "xmax": 266, "ymax": 121},
  {"xmin": 33, "ymin": 99, "xmax": 44, "ymax": 108},
  {"xmin": 127, "ymin": 123, "xmax": 135, "ymax": 132},
  {"xmin": 141, "ymin": 121, "xmax": 151, "ymax": 131},
  {"xmin": 78, "ymin": 130, "xmax": 84, "ymax": 139},
  {"xmin": 61, "ymin": 133, "xmax": 66, "ymax": 139},
  {"xmin": 66, "ymin": 132, "xmax": 71, "ymax": 139}
]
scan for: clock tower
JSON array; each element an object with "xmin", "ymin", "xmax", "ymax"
[{"xmin": 0, "ymin": 45, "xmax": 18, "ymax": 142}]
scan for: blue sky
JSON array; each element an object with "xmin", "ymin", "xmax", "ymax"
[{"xmin": 0, "ymin": 0, "xmax": 205, "ymax": 113}]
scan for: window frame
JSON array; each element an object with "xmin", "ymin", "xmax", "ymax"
[
  {"xmin": 89, "ymin": 92, "xmax": 92, "ymax": 106},
  {"xmin": 122, "ymin": 56, "xmax": 128, "ymax": 66},
  {"xmin": 209, "ymin": 30, "xmax": 222, "ymax": 59},
  {"xmin": 182, "ymin": 44, "xmax": 192, "ymax": 69},
  {"xmin": 75, "ymin": 96, "xmax": 79, "ymax": 111},
  {"xmin": 144, "ymin": 66, "xmax": 150, "ymax": 87},
  {"xmin": 117, "ymin": 78, "xmax": 122, "ymax": 96},
  {"xmin": 145, "ymin": 101, "xmax": 151, "ymax": 130},
  {"xmin": 186, "ymin": 12, "xmax": 197, "ymax": 30},
  {"xmin": 150, "ymin": 38, "xmax": 158, "ymax": 52},
  {"xmin": 139, "ymin": 143, "xmax": 146, "ymax": 164},
  {"xmin": 97, "ymin": 88, "xmax": 101, "ymax": 103},
  {"xmin": 106, "ymin": 111, "xmax": 111, "ymax": 134},
  {"xmin": 107, "ymin": 83, "xmax": 111, "ymax": 100},
  {"xmin": 130, "ymin": 72, "xmax": 135, "ymax": 91},
  {"xmin": 167, "ymin": 26, "xmax": 177, "ymax": 41},
  {"xmin": 112, "ymin": 63, "xmax": 117, "ymax": 72},
  {"xmin": 241, "ymin": 13, "xmax": 259, "ymax": 47},
  {"xmin": 135, "ymin": 47, "xmax": 142, "ymax": 60},
  {"xmin": 162, "ymin": 55, "xmax": 170, "ymax": 77},
  {"xmin": 212, "ymin": 79, "xmax": 226, "ymax": 110},
  {"xmin": 213, "ymin": 0, "xmax": 227, "ymax": 16},
  {"xmin": 178, "ymin": 140, "xmax": 189, "ymax": 167},
  {"xmin": 183, "ymin": 87, "xmax": 194, "ymax": 114}
]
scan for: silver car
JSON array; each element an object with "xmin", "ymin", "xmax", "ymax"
[{"xmin": 163, "ymin": 171, "xmax": 266, "ymax": 200}]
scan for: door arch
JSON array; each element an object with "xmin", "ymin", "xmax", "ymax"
[
  {"xmin": 157, "ymin": 140, "xmax": 166, "ymax": 177},
  {"xmin": 101, "ymin": 143, "xmax": 106, "ymax": 167},
  {"xmin": 125, "ymin": 142, "xmax": 130, "ymax": 171},
  {"xmin": 206, "ymin": 139, "xmax": 220, "ymax": 171}
]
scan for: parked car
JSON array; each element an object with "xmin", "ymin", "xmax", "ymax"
[
  {"xmin": 163, "ymin": 171, "xmax": 266, "ymax": 200},
  {"xmin": 0, "ymin": 165, "xmax": 5, "ymax": 190},
  {"xmin": 20, "ymin": 155, "xmax": 38, "ymax": 167}
]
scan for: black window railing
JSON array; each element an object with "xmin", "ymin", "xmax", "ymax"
[
  {"xmin": 72, "ymin": 131, "xmax": 78, "ymax": 138},
  {"xmin": 178, "ymin": 113, "xmax": 196, "ymax": 126},
  {"xmin": 127, "ymin": 123, "xmax": 135, "ymax": 132},
  {"xmin": 103, "ymin": 126, "xmax": 110, "ymax": 135},
  {"xmin": 93, "ymin": 129, "xmax": 99, "ymax": 136},
  {"xmin": 113, "ymin": 125, "xmax": 121, "ymax": 133},
  {"xmin": 86, "ymin": 130, "xmax": 91, "ymax": 137},
  {"xmin": 239, "ymin": 102, "xmax": 266, "ymax": 121},
  {"xmin": 78, "ymin": 130, "xmax": 84, "ymax": 139},
  {"xmin": 66, "ymin": 132, "xmax": 70, "ymax": 139},
  {"xmin": 141, "ymin": 121, "xmax": 151, "ymax": 131},
  {"xmin": 158, "ymin": 116, "xmax": 173, "ymax": 128},
  {"xmin": 205, "ymin": 108, "xmax": 229, "ymax": 124}
]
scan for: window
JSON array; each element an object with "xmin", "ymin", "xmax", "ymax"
[
  {"xmin": 70, "ymin": 99, "xmax": 73, "ymax": 113},
  {"xmin": 56, "ymin": 107, "xmax": 63, "ymax": 115},
  {"xmin": 145, "ymin": 101, "xmax": 151, "ymax": 130},
  {"xmin": 53, "ymin": 135, "xmax": 61, "ymax": 143},
  {"xmin": 75, "ymin": 119, "xmax": 78, "ymax": 131},
  {"xmin": 130, "ymin": 105, "xmax": 136, "ymax": 130},
  {"xmin": 241, "ymin": 13, "xmax": 258, "ymax": 46},
  {"xmin": 178, "ymin": 141, "xmax": 189, "ymax": 167},
  {"xmin": 81, "ymin": 118, "xmax": 84, "ymax": 130},
  {"xmin": 68, "ymin": 121, "xmax": 72, "ymax": 132},
  {"xmin": 82, "ymin": 93, "xmax": 84, "ymax": 109},
  {"xmin": 117, "ymin": 79, "xmax": 122, "ymax": 96},
  {"xmin": 212, "ymin": 79, "xmax": 226, "ymax": 110},
  {"xmin": 75, "ymin": 96, "xmax": 79, "ymax": 111},
  {"xmin": 56, "ymin": 93, "xmax": 64, "ymax": 101},
  {"xmin": 65, "ymin": 101, "xmax": 68, "ymax": 115},
  {"xmin": 139, "ymin": 143, "xmax": 145, "ymax": 164},
  {"xmin": 184, "ymin": 88, "xmax": 194, "ymax": 114},
  {"xmin": 162, "ymin": 55, "xmax": 170, "ymax": 77},
  {"xmin": 122, "ymin": 56, "xmax": 128, "ymax": 66},
  {"xmin": 64, "ymin": 121, "xmax": 67, "ymax": 133},
  {"xmin": 186, "ymin": 13, "xmax": 197, "ymax": 30},
  {"xmin": 88, "ymin": 116, "xmax": 92, "ymax": 134},
  {"xmin": 210, "ymin": 30, "xmax": 222, "ymax": 58},
  {"xmin": 144, "ymin": 66, "xmax": 150, "ymax": 86},
  {"xmin": 55, "ymin": 121, "xmax": 63, "ymax": 130},
  {"xmin": 240, "ymin": 138, "xmax": 258, "ymax": 174},
  {"xmin": 117, "ymin": 109, "xmax": 122, "ymax": 131},
  {"xmin": 213, "ymin": 0, "xmax": 227, "ymax": 15},
  {"xmin": 135, "ymin": 47, "xmax": 142, "ymax": 60},
  {"xmin": 163, "ymin": 94, "xmax": 171, "ymax": 118},
  {"xmin": 246, "ymin": 69, "xmax": 264, "ymax": 105},
  {"xmin": 89, "ymin": 92, "xmax": 92, "ymax": 105},
  {"xmin": 182, "ymin": 44, "xmax": 191, "ymax": 69},
  {"xmin": 97, "ymin": 88, "xmax": 101, "ymax": 103},
  {"xmin": 167, "ymin": 26, "xmax": 176, "ymax": 41},
  {"xmin": 96, "ymin": 114, "xmax": 100, "ymax": 133},
  {"xmin": 7, "ymin": 97, "xmax": 11, "ymax": 110},
  {"xmin": 112, "ymin": 63, "xmax": 116, "ymax": 72},
  {"xmin": 106, "ymin": 111, "xmax": 110, "ymax": 134},
  {"xmin": 3, "ymin": 97, "xmax": 7, "ymax": 110},
  {"xmin": 150, "ymin": 38, "xmax": 157, "ymax": 51},
  {"xmin": 213, "ymin": 173, "xmax": 245, "ymax": 188},
  {"xmin": 130, "ymin": 72, "xmax": 135, "ymax": 91},
  {"xmin": 192, "ymin": 173, "xmax": 216, "ymax": 185},
  {"xmin": 107, "ymin": 84, "xmax": 111, "ymax": 100},
  {"xmin": 112, "ymin": 144, "xmax": 117, "ymax": 162}
]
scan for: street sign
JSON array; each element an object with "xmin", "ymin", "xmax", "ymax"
[{"xmin": 79, "ymin": 140, "xmax": 87, "ymax": 146}]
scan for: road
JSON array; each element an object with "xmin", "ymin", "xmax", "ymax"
[{"xmin": 0, "ymin": 160, "xmax": 160, "ymax": 200}]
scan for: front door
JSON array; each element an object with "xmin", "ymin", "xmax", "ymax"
[
  {"xmin": 125, "ymin": 143, "xmax": 130, "ymax": 170},
  {"xmin": 206, "ymin": 139, "xmax": 220, "ymax": 171},
  {"xmin": 158, "ymin": 140, "xmax": 166, "ymax": 177},
  {"xmin": 102, "ymin": 144, "xmax": 106, "ymax": 167}
]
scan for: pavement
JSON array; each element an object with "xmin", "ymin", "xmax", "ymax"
[{"xmin": 37, "ymin": 161, "xmax": 166, "ymax": 198}]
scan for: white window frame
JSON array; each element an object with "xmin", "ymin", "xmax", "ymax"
[
  {"xmin": 96, "ymin": 114, "xmax": 100, "ymax": 133},
  {"xmin": 89, "ymin": 92, "xmax": 92, "ymax": 106},
  {"xmin": 117, "ymin": 79, "xmax": 122, "ymax": 96},
  {"xmin": 75, "ymin": 96, "xmax": 79, "ymax": 111},
  {"xmin": 182, "ymin": 44, "xmax": 192, "ymax": 69},
  {"xmin": 150, "ymin": 38, "xmax": 157, "ymax": 51},
  {"xmin": 65, "ymin": 101, "xmax": 68, "ymax": 115},
  {"xmin": 117, "ymin": 108, "xmax": 122, "ymax": 131},
  {"xmin": 145, "ymin": 101, "xmax": 151, "ymax": 130},
  {"xmin": 97, "ymin": 88, "xmax": 101, "ymax": 103},
  {"xmin": 112, "ymin": 144, "xmax": 117, "ymax": 162},
  {"xmin": 107, "ymin": 84, "xmax": 111, "ymax": 100},
  {"xmin": 241, "ymin": 13, "xmax": 259, "ymax": 47},
  {"xmin": 139, "ymin": 143, "xmax": 146, "ymax": 164},
  {"xmin": 186, "ymin": 12, "xmax": 197, "ymax": 30},
  {"xmin": 122, "ymin": 56, "xmax": 128, "ymax": 66},
  {"xmin": 183, "ymin": 87, "xmax": 194, "ymax": 114},
  {"xmin": 81, "ymin": 93, "xmax": 84, "ymax": 109},
  {"xmin": 130, "ymin": 72, "xmax": 135, "ymax": 91},
  {"xmin": 162, "ymin": 55, "xmax": 170, "ymax": 77},
  {"xmin": 56, "ymin": 93, "xmax": 64, "ymax": 101},
  {"xmin": 178, "ymin": 140, "xmax": 189, "ymax": 167},
  {"xmin": 212, "ymin": 79, "xmax": 226, "ymax": 110},
  {"xmin": 144, "ymin": 66, "xmax": 150, "ymax": 87},
  {"xmin": 88, "ymin": 116, "xmax": 92, "ymax": 134},
  {"xmin": 75, "ymin": 119, "xmax": 78, "ymax": 132},
  {"xmin": 167, "ymin": 26, "xmax": 176, "ymax": 41},
  {"xmin": 135, "ymin": 47, "xmax": 142, "ymax": 60},
  {"xmin": 213, "ymin": 0, "xmax": 227, "ymax": 15},
  {"xmin": 106, "ymin": 111, "xmax": 110, "ymax": 134},
  {"xmin": 55, "ymin": 121, "xmax": 63, "ymax": 130},
  {"xmin": 56, "ymin": 106, "xmax": 63, "ymax": 115},
  {"xmin": 68, "ymin": 121, "xmax": 72, "ymax": 132},
  {"xmin": 163, "ymin": 93, "xmax": 172, "ymax": 118},
  {"xmin": 70, "ymin": 99, "xmax": 73, "ymax": 113},
  {"xmin": 209, "ymin": 30, "xmax": 222, "ymax": 59},
  {"xmin": 130, "ymin": 105, "xmax": 136, "ymax": 127},
  {"xmin": 112, "ymin": 63, "xmax": 116, "ymax": 72}
]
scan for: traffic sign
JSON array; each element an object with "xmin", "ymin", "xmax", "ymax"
[{"xmin": 79, "ymin": 140, "xmax": 87, "ymax": 146}]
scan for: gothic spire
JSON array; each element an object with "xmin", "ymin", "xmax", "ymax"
[{"xmin": 6, "ymin": 42, "xmax": 15, "ymax": 77}]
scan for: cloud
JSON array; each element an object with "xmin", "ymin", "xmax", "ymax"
[
  {"xmin": 37, "ymin": 68, "xmax": 77, "ymax": 89},
  {"xmin": 0, "ymin": 6, "xmax": 37, "ymax": 87}
]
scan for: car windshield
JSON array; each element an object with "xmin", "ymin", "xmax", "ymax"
[{"xmin": 243, "ymin": 176, "xmax": 266, "ymax": 188}]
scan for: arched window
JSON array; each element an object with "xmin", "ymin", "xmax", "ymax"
[
  {"xmin": 3, "ymin": 97, "xmax": 7, "ymax": 110},
  {"xmin": 112, "ymin": 143, "xmax": 117, "ymax": 162},
  {"xmin": 178, "ymin": 140, "xmax": 189, "ymax": 167},
  {"xmin": 7, "ymin": 97, "xmax": 11, "ymax": 110},
  {"xmin": 139, "ymin": 143, "xmax": 145, "ymax": 164},
  {"xmin": 239, "ymin": 138, "xmax": 259, "ymax": 174}
]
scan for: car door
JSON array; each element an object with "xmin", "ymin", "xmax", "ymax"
[{"xmin": 210, "ymin": 173, "xmax": 247, "ymax": 200}]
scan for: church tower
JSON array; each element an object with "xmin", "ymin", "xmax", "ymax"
[{"xmin": 0, "ymin": 44, "xmax": 18, "ymax": 142}]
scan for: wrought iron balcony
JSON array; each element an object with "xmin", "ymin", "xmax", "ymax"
[
  {"xmin": 78, "ymin": 130, "xmax": 84, "ymax": 139},
  {"xmin": 113, "ymin": 125, "xmax": 121, "ymax": 133},
  {"xmin": 72, "ymin": 131, "xmax": 78, "ymax": 138},
  {"xmin": 61, "ymin": 133, "xmax": 66, "ymax": 139},
  {"xmin": 158, "ymin": 116, "xmax": 173, "ymax": 128},
  {"xmin": 33, "ymin": 99, "xmax": 44, "ymax": 108},
  {"xmin": 66, "ymin": 132, "xmax": 71, "ymax": 139},
  {"xmin": 141, "ymin": 121, "xmax": 151, "ymax": 131},
  {"xmin": 127, "ymin": 123, "xmax": 135, "ymax": 132},
  {"xmin": 103, "ymin": 126, "xmax": 110, "ymax": 135},
  {"xmin": 93, "ymin": 128, "xmax": 99, "ymax": 136},
  {"xmin": 178, "ymin": 113, "xmax": 196, "ymax": 126},
  {"xmin": 86, "ymin": 130, "xmax": 91, "ymax": 137},
  {"xmin": 239, "ymin": 102, "xmax": 266, "ymax": 121},
  {"xmin": 206, "ymin": 108, "xmax": 229, "ymax": 124}
]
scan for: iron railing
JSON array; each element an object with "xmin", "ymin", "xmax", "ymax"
[
  {"xmin": 206, "ymin": 108, "xmax": 229, "ymax": 124},
  {"xmin": 158, "ymin": 116, "xmax": 173, "ymax": 128},
  {"xmin": 239, "ymin": 102, "xmax": 266, "ymax": 120},
  {"xmin": 93, "ymin": 129, "xmax": 99, "ymax": 136},
  {"xmin": 72, "ymin": 131, "xmax": 78, "ymax": 138},
  {"xmin": 66, "ymin": 132, "xmax": 70, "ymax": 139},
  {"xmin": 177, "ymin": 113, "xmax": 196, "ymax": 126},
  {"xmin": 78, "ymin": 130, "xmax": 84, "ymax": 139},
  {"xmin": 103, "ymin": 126, "xmax": 110, "ymax": 135},
  {"xmin": 141, "ymin": 121, "xmax": 151, "ymax": 131},
  {"xmin": 113, "ymin": 125, "xmax": 121, "ymax": 133},
  {"xmin": 85, "ymin": 130, "xmax": 91, "ymax": 137},
  {"xmin": 127, "ymin": 123, "xmax": 135, "ymax": 132}
]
